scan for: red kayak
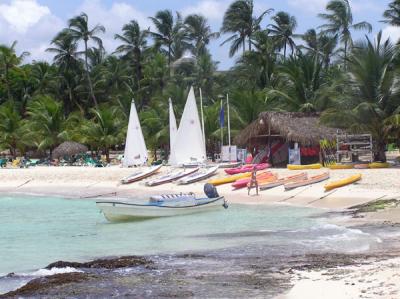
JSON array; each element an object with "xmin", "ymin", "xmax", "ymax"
[
  {"xmin": 232, "ymin": 172, "xmax": 274, "ymax": 189},
  {"xmin": 225, "ymin": 163, "xmax": 270, "ymax": 175}
]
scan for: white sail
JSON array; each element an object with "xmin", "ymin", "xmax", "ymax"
[
  {"xmin": 123, "ymin": 100, "xmax": 148, "ymax": 167},
  {"xmin": 170, "ymin": 87, "xmax": 206, "ymax": 166},
  {"xmin": 169, "ymin": 98, "xmax": 178, "ymax": 155}
]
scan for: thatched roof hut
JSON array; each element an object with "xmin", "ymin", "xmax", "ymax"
[
  {"xmin": 52, "ymin": 141, "xmax": 88, "ymax": 158},
  {"xmin": 235, "ymin": 112, "xmax": 338, "ymax": 147}
]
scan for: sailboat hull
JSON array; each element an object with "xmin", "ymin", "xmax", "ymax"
[{"xmin": 96, "ymin": 197, "xmax": 226, "ymax": 221}]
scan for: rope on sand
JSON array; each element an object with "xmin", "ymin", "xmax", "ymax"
[
  {"xmin": 279, "ymin": 185, "xmax": 312, "ymax": 202},
  {"xmin": 16, "ymin": 179, "xmax": 33, "ymax": 189},
  {"xmin": 80, "ymin": 191, "xmax": 117, "ymax": 199},
  {"xmin": 307, "ymin": 189, "xmax": 338, "ymax": 204}
]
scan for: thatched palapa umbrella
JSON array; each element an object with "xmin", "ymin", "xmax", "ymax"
[{"xmin": 52, "ymin": 141, "xmax": 88, "ymax": 159}]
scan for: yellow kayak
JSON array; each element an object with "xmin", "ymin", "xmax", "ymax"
[
  {"xmin": 208, "ymin": 172, "xmax": 252, "ymax": 186},
  {"xmin": 324, "ymin": 174, "xmax": 362, "ymax": 191},
  {"xmin": 368, "ymin": 162, "xmax": 390, "ymax": 169},
  {"xmin": 287, "ymin": 163, "xmax": 322, "ymax": 170},
  {"xmin": 328, "ymin": 164, "xmax": 354, "ymax": 170}
]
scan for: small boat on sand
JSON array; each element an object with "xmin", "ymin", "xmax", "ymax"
[
  {"xmin": 232, "ymin": 172, "xmax": 275, "ymax": 189},
  {"xmin": 324, "ymin": 174, "xmax": 362, "ymax": 191},
  {"xmin": 208, "ymin": 172, "xmax": 251, "ymax": 186},
  {"xmin": 287, "ymin": 163, "xmax": 322, "ymax": 170},
  {"xmin": 177, "ymin": 166, "xmax": 219, "ymax": 185},
  {"xmin": 121, "ymin": 165, "xmax": 162, "ymax": 184},
  {"xmin": 225, "ymin": 163, "xmax": 270, "ymax": 175},
  {"xmin": 96, "ymin": 184, "xmax": 227, "ymax": 221},
  {"xmin": 145, "ymin": 168, "xmax": 199, "ymax": 186},
  {"xmin": 259, "ymin": 172, "xmax": 307, "ymax": 190},
  {"xmin": 218, "ymin": 162, "xmax": 241, "ymax": 168},
  {"xmin": 284, "ymin": 172, "xmax": 330, "ymax": 191},
  {"xmin": 328, "ymin": 164, "xmax": 354, "ymax": 170},
  {"xmin": 368, "ymin": 162, "xmax": 390, "ymax": 169}
]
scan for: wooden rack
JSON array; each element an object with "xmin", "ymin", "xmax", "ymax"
[{"xmin": 336, "ymin": 133, "xmax": 373, "ymax": 163}]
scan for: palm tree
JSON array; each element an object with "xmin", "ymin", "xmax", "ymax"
[
  {"xmin": 47, "ymin": 30, "xmax": 82, "ymax": 114},
  {"xmin": 269, "ymin": 11, "xmax": 298, "ymax": 59},
  {"xmin": 233, "ymin": 36, "xmax": 278, "ymax": 90},
  {"xmin": 221, "ymin": 0, "xmax": 272, "ymax": 57},
  {"xmin": 114, "ymin": 20, "xmax": 148, "ymax": 89},
  {"xmin": 184, "ymin": 14, "xmax": 220, "ymax": 56},
  {"xmin": 67, "ymin": 12, "xmax": 105, "ymax": 107},
  {"xmin": 0, "ymin": 41, "xmax": 29, "ymax": 100},
  {"xmin": 78, "ymin": 106, "xmax": 125, "ymax": 162},
  {"xmin": 149, "ymin": 10, "xmax": 188, "ymax": 67},
  {"xmin": 0, "ymin": 101, "xmax": 25, "ymax": 157},
  {"xmin": 318, "ymin": 0, "xmax": 372, "ymax": 67},
  {"xmin": 24, "ymin": 96, "xmax": 66, "ymax": 156},
  {"xmin": 321, "ymin": 32, "xmax": 400, "ymax": 161},
  {"xmin": 383, "ymin": 0, "xmax": 400, "ymax": 26},
  {"xmin": 302, "ymin": 29, "xmax": 338, "ymax": 68},
  {"xmin": 31, "ymin": 62, "xmax": 57, "ymax": 95},
  {"xmin": 266, "ymin": 54, "xmax": 332, "ymax": 112}
]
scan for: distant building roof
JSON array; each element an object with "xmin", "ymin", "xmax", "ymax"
[{"xmin": 234, "ymin": 112, "xmax": 339, "ymax": 146}]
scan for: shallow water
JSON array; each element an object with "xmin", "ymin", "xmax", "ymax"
[{"xmin": 0, "ymin": 196, "xmax": 383, "ymax": 294}]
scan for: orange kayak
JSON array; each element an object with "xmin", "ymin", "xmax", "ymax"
[
  {"xmin": 259, "ymin": 172, "xmax": 307, "ymax": 190},
  {"xmin": 284, "ymin": 172, "xmax": 330, "ymax": 191},
  {"xmin": 248, "ymin": 174, "xmax": 278, "ymax": 188},
  {"xmin": 232, "ymin": 172, "xmax": 274, "ymax": 189}
]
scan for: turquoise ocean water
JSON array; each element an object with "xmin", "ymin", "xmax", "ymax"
[{"xmin": 0, "ymin": 196, "xmax": 381, "ymax": 294}]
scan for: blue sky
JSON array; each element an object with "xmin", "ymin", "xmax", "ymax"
[{"xmin": 0, "ymin": 0, "xmax": 396, "ymax": 69}]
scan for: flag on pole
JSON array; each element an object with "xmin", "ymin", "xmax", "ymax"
[{"xmin": 219, "ymin": 101, "xmax": 225, "ymax": 128}]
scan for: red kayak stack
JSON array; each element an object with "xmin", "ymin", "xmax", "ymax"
[{"xmin": 225, "ymin": 163, "xmax": 270, "ymax": 175}]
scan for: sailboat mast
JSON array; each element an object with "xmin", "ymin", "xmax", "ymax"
[
  {"xmin": 227, "ymin": 93, "xmax": 231, "ymax": 147},
  {"xmin": 199, "ymin": 88, "xmax": 206, "ymax": 148},
  {"xmin": 220, "ymin": 99, "xmax": 224, "ymax": 149}
]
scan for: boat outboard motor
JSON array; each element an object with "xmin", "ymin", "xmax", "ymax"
[{"xmin": 204, "ymin": 183, "xmax": 219, "ymax": 198}]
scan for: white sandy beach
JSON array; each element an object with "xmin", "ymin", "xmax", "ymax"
[
  {"xmin": 1, "ymin": 165, "xmax": 400, "ymax": 298},
  {"xmin": 0, "ymin": 166, "xmax": 399, "ymax": 210}
]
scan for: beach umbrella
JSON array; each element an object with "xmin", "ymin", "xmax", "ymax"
[{"xmin": 52, "ymin": 141, "xmax": 88, "ymax": 158}]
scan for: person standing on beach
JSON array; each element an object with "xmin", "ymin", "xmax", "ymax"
[{"xmin": 248, "ymin": 166, "xmax": 259, "ymax": 196}]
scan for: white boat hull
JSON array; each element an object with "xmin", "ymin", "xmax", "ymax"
[
  {"xmin": 121, "ymin": 165, "xmax": 162, "ymax": 184},
  {"xmin": 177, "ymin": 166, "xmax": 219, "ymax": 185},
  {"xmin": 96, "ymin": 197, "xmax": 226, "ymax": 221}
]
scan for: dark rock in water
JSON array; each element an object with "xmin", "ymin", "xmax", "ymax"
[
  {"xmin": 0, "ymin": 273, "xmax": 93, "ymax": 298},
  {"xmin": 45, "ymin": 256, "xmax": 153, "ymax": 270}
]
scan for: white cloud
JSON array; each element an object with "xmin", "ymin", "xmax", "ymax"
[
  {"xmin": 182, "ymin": 0, "xmax": 230, "ymax": 22},
  {"xmin": 74, "ymin": 0, "xmax": 151, "ymax": 53},
  {"xmin": 0, "ymin": 0, "xmax": 63, "ymax": 62},
  {"xmin": 0, "ymin": 0, "xmax": 50, "ymax": 33},
  {"xmin": 381, "ymin": 26, "xmax": 400, "ymax": 43},
  {"xmin": 287, "ymin": 0, "xmax": 328, "ymax": 13}
]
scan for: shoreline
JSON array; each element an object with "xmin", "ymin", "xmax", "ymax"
[
  {"xmin": 0, "ymin": 166, "xmax": 399, "ymax": 212},
  {"xmin": 1, "ymin": 166, "xmax": 400, "ymax": 298}
]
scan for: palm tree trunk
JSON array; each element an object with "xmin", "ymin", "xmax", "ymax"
[
  {"xmin": 374, "ymin": 141, "xmax": 387, "ymax": 162},
  {"xmin": 5, "ymin": 66, "xmax": 11, "ymax": 100},
  {"xmin": 84, "ymin": 40, "xmax": 98, "ymax": 108},
  {"xmin": 248, "ymin": 37, "xmax": 252, "ymax": 51},
  {"xmin": 284, "ymin": 43, "xmax": 287, "ymax": 60},
  {"xmin": 344, "ymin": 40, "xmax": 348, "ymax": 70},
  {"xmin": 243, "ymin": 39, "xmax": 246, "ymax": 55},
  {"xmin": 168, "ymin": 44, "xmax": 172, "ymax": 67}
]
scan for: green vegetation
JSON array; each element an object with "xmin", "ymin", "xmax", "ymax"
[{"xmin": 0, "ymin": 0, "xmax": 399, "ymax": 161}]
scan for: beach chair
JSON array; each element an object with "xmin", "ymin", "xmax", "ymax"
[
  {"xmin": 12, "ymin": 158, "xmax": 21, "ymax": 168},
  {"xmin": 0, "ymin": 159, "xmax": 7, "ymax": 168}
]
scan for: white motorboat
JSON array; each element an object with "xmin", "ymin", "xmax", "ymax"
[
  {"xmin": 96, "ymin": 184, "xmax": 228, "ymax": 221},
  {"xmin": 121, "ymin": 165, "xmax": 162, "ymax": 184}
]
